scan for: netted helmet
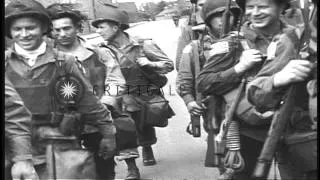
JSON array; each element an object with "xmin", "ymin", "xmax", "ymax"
[
  {"xmin": 201, "ymin": 0, "xmax": 242, "ymax": 27},
  {"xmin": 91, "ymin": 3, "xmax": 129, "ymax": 30},
  {"xmin": 5, "ymin": 0, "xmax": 51, "ymax": 38}
]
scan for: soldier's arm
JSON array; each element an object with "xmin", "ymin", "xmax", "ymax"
[
  {"xmin": 176, "ymin": 25, "xmax": 193, "ymax": 71},
  {"xmin": 197, "ymin": 44, "xmax": 243, "ymax": 96},
  {"xmin": 247, "ymin": 32, "xmax": 298, "ymax": 112},
  {"xmin": 176, "ymin": 44, "xmax": 196, "ymax": 106},
  {"xmin": 5, "ymin": 76, "xmax": 32, "ymax": 162},
  {"xmin": 140, "ymin": 39, "xmax": 174, "ymax": 74}
]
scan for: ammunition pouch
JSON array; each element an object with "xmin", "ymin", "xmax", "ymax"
[
  {"xmin": 138, "ymin": 94, "xmax": 174, "ymax": 128},
  {"xmin": 34, "ymin": 127, "xmax": 97, "ymax": 179},
  {"xmin": 45, "ymin": 138, "xmax": 96, "ymax": 179},
  {"xmin": 284, "ymin": 131, "xmax": 317, "ymax": 172}
]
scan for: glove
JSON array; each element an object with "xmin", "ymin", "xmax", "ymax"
[
  {"xmin": 98, "ymin": 135, "xmax": 116, "ymax": 160},
  {"xmin": 273, "ymin": 60, "xmax": 313, "ymax": 87},
  {"xmin": 234, "ymin": 49, "xmax": 264, "ymax": 74},
  {"xmin": 11, "ymin": 160, "xmax": 39, "ymax": 180}
]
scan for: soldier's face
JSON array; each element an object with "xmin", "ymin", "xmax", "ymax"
[
  {"xmin": 95, "ymin": 21, "xmax": 118, "ymax": 41},
  {"xmin": 245, "ymin": 0, "xmax": 284, "ymax": 29},
  {"xmin": 51, "ymin": 17, "xmax": 79, "ymax": 47},
  {"xmin": 197, "ymin": 0, "xmax": 205, "ymax": 12},
  {"xmin": 10, "ymin": 17, "xmax": 45, "ymax": 50},
  {"xmin": 209, "ymin": 12, "xmax": 234, "ymax": 37}
]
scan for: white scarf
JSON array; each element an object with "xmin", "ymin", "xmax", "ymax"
[{"xmin": 14, "ymin": 41, "xmax": 47, "ymax": 66}]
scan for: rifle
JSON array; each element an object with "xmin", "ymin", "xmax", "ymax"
[
  {"xmin": 252, "ymin": 0, "xmax": 314, "ymax": 178},
  {"xmin": 221, "ymin": 0, "xmax": 232, "ymax": 38},
  {"xmin": 190, "ymin": 0, "xmax": 198, "ymax": 40},
  {"xmin": 185, "ymin": 39, "xmax": 201, "ymax": 137}
]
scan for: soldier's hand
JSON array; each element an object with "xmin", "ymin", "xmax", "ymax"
[
  {"xmin": 136, "ymin": 57, "xmax": 151, "ymax": 67},
  {"xmin": 11, "ymin": 160, "xmax": 39, "ymax": 180},
  {"xmin": 273, "ymin": 60, "xmax": 314, "ymax": 87},
  {"xmin": 187, "ymin": 101, "xmax": 205, "ymax": 116},
  {"xmin": 98, "ymin": 136, "xmax": 116, "ymax": 160},
  {"xmin": 235, "ymin": 49, "xmax": 263, "ymax": 74},
  {"xmin": 153, "ymin": 61, "xmax": 174, "ymax": 74}
]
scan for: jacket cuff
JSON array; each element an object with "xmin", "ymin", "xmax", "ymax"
[
  {"xmin": 182, "ymin": 94, "xmax": 195, "ymax": 106},
  {"xmin": 10, "ymin": 136, "xmax": 32, "ymax": 162},
  {"xmin": 227, "ymin": 67, "xmax": 243, "ymax": 81}
]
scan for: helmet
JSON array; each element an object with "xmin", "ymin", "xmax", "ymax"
[
  {"xmin": 91, "ymin": 3, "xmax": 129, "ymax": 30},
  {"xmin": 5, "ymin": 0, "xmax": 51, "ymax": 38},
  {"xmin": 47, "ymin": 3, "xmax": 84, "ymax": 23},
  {"xmin": 235, "ymin": 0, "xmax": 290, "ymax": 12},
  {"xmin": 201, "ymin": 0, "xmax": 242, "ymax": 26}
]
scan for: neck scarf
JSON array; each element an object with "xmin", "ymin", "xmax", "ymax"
[{"xmin": 14, "ymin": 41, "xmax": 47, "ymax": 66}]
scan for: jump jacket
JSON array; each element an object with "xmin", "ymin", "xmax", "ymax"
[
  {"xmin": 197, "ymin": 21, "xmax": 296, "ymax": 141},
  {"xmin": 5, "ymin": 43, "xmax": 115, "ymax": 165}
]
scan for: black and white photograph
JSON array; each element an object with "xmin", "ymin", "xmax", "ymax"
[{"xmin": 4, "ymin": 0, "xmax": 317, "ymax": 179}]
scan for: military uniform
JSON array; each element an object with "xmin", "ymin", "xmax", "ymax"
[
  {"xmin": 5, "ymin": 75, "xmax": 33, "ymax": 180},
  {"xmin": 197, "ymin": 18, "xmax": 299, "ymax": 179},
  {"xmin": 5, "ymin": 1, "xmax": 116, "ymax": 179},
  {"xmin": 100, "ymin": 32, "xmax": 175, "ymax": 147},
  {"xmin": 247, "ymin": 21, "xmax": 317, "ymax": 180}
]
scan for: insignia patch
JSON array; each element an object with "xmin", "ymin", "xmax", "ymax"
[
  {"xmin": 54, "ymin": 75, "xmax": 84, "ymax": 107},
  {"xmin": 209, "ymin": 41, "xmax": 230, "ymax": 56}
]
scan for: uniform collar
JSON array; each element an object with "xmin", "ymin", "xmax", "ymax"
[
  {"xmin": 14, "ymin": 41, "xmax": 47, "ymax": 60},
  {"xmin": 109, "ymin": 31, "xmax": 134, "ymax": 49},
  {"xmin": 55, "ymin": 36, "xmax": 94, "ymax": 62},
  {"xmin": 241, "ymin": 21, "xmax": 293, "ymax": 42},
  {"xmin": 8, "ymin": 43, "xmax": 57, "ymax": 66}
]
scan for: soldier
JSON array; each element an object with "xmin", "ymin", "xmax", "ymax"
[
  {"xmin": 91, "ymin": 4, "xmax": 175, "ymax": 177},
  {"xmin": 46, "ymin": 4, "xmax": 117, "ymax": 179},
  {"xmin": 5, "ymin": 75, "xmax": 39, "ymax": 180},
  {"xmin": 175, "ymin": 0, "xmax": 205, "ymax": 71},
  {"xmin": 197, "ymin": 0, "xmax": 300, "ymax": 179},
  {"xmin": 176, "ymin": 0, "xmax": 242, "ymax": 173},
  {"xmin": 247, "ymin": 0, "xmax": 317, "ymax": 179},
  {"xmin": 5, "ymin": 0, "xmax": 116, "ymax": 179}
]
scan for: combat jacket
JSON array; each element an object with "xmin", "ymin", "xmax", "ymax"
[
  {"xmin": 5, "ymin": 75, "xmax": 32, "ymax": 163},
  {"xmin": 105, "ymin": 32, "xmax": 174, "ymax": 96},
  {"xmin": 247, "ymin": 27, "xmax": 317, "ymax": 133},
  {"xmin": 5, "ymin": 43, "xmax": 115, "ymax": 165},
  {"xmin": 197, "ymin": 21, "xmax": 296, "ymax": 141},
  {"xmin": 56, "ymin": 36, "xmax": 106, "ymax": 99},
  {"xmin": 176, "ymin": 33, "xmax": 215, "ymax": 105}
]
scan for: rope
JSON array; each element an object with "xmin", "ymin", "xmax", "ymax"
[{"xmin": 217, "ymin": 121, "xmax": 245, "ymax": 180}]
